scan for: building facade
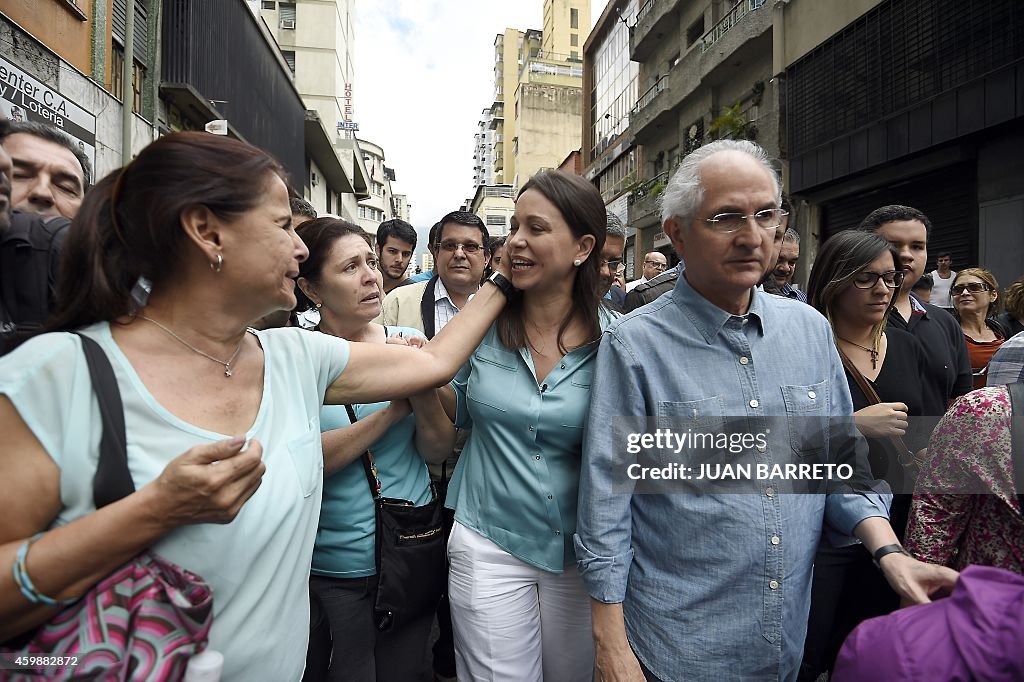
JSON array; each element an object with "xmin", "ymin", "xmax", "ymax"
[
  {"xmin": 469, "ymin": 183, "xmax": 516, "ymax": 237},
  {"xmin": 259, "ymin": 0, "xmax": 369, "ymax": 218},
  {"xmin": 1, "ymin": 0, "xmax": 161, "ymax": 180},
  {"xmin": 782, "ymin": 0, "xmax": 1024, "ymax": 291},
  {"xmin": 583, "ymin": 0, "xmax": 640, "ymax": 275},
  {"xmin": 354, "ymin": 137, "xmax": 397, "ymax": 233},
  {"xmin": 626, "ymin": 0, "xmax": 779, "ymax": 280}
]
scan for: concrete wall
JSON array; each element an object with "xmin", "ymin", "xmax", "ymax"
[{"xmin": 515, "ymin": 83, "xmax": 583, "ymax": 186}]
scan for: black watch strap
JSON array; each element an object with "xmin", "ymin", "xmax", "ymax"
[
  {"xmin": 872, "ymin": 543, "xmax": 911, "ymax": 569},
  {"xmin": 486, "ymin": 271, "xmax": 515, "ymax": 298}
]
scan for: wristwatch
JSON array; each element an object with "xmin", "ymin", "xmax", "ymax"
[
  {"xmin": 486, "ymin": 271, "xmax": 516, "ymax": 299},
  {"xmin": 872, "ymin": 543, "xmax": 911, "ymax": 569}
]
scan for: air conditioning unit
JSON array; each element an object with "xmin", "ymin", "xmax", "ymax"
[{"xmin": 279, "ymin": 18, "xmax": 296, "ymax": 29}]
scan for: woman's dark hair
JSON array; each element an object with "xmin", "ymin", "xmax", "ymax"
[
  {"xmin": 807, "ymin": 230, "xmax": 900, "ymax": 348},
  {"xmin": 48, "ymin": 132, "xmax": 288, "ymax": 331},
  {"xmin": 497, "ymin": 170, "xmax": 606, "ymax": 355},
  {"xmin": 294, "ymin": 217, "xmax": 372, "ymax": 311}
]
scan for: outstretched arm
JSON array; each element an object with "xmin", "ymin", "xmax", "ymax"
[{"xmin": 325, "ymin": 281, "xmax": 508, "ymax": 405}]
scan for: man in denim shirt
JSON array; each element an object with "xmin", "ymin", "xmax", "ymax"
[{"xmin": 574, "ymin": 140, "xmax": 958, "ymax": 682}]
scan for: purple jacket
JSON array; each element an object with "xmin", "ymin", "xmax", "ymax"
[{"xmin": 832, "ymin": 565, "xmax": 1024, "ymax": 682}]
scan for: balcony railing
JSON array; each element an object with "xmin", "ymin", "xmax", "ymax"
[
  {"xmin": 631, "ymin": 76, "xmax": 666, "ymax": 116},
  {"xmin": 701, "ymin": 0, "xmax": 766, "ymax": 52},
  {"xmin": 637, "ymin": 0, "xmax": 657, "ymax": 25}
]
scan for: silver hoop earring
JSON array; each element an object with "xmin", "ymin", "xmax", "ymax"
[
  {"xmin": 573, "ymin": 259, "xmax": 582, "ymax": 267},
  {"xmin": 210, "ymin": 253, "xmax": 223, "ymax": 273}
]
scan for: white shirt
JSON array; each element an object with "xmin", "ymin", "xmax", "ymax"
[
  {"xmin": 625, "ymin": 276, "xmax": 649, "ymax": 293},
  {"xmin": 434, "ymin": 278, "xmax": 468, "ymax": 332},
  {"xmin": 930, "ymin": 269, "xmax": 956, "ymax": 308}
]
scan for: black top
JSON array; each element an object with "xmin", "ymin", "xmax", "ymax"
[
  {"xmin": 886, "ymin": 297, "xmax": 972, "ymax": 415},
  {"xmin": 845, "ymin": 328, "xmax": 930, "ymax": 496}
]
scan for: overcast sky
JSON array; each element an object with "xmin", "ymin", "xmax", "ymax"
[{"xmin": 354, "ymin": 0, "xmax": 606, "ymax": 241}]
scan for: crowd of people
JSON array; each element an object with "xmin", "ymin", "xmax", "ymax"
[{"xmin": 0, "ymin": 117, "xmax": 1021, "ymax": 682}]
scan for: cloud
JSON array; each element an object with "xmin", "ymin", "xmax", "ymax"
[{"xmin": 355, "ymin": 0, "xmax": 604, "ymax": 238}]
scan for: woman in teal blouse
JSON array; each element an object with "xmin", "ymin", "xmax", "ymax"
[
  {"xmin": 295, "ymin": 218, "xmax": 455, "ymax": 682},
  {"xmin": 446, "ymin": 170, "xmax": 611, "ymax": 681}
]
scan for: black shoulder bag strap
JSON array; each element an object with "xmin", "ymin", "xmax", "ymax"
[
  {"xmin": 419, "ymin": 276, "xmax": 438, "ymax": 340},
  {"xmin": 1007, "ymin": 381, "xmax": 1024, "ymax": 512},
  {"xmin": 345, "ymin": 404, "xmax": 381, "ymax": 501},
  {"xmin": 76, "ymin": 333, "xmax": 135, "ymax": 508}
]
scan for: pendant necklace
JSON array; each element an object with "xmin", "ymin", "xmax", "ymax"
[
  {"xmin": 838, "ymin": 337, "xmax": 878, "ymax": 369},
  {"xmin": 137, "ymin": 315, "xmax": 245, "ymax": 377}
]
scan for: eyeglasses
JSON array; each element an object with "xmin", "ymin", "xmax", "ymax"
[
  {"xmin": 437, "ymin": 240, "xmax": 484, "ymax": 254},
  {"xmin": 703, "ymin": 208, "xmax": 788, "ymax": 234},
  {"xmin": 951, "ymin": 282, "xmax": 992, "ymax": 296},
  {"xmin": 643, "ymin": 260, "xmax": 668, "ymax": 270},
  {"xmin": 851, "ymin": 270, "xmax": 905, "ymax": 289},
  {"xmin": 600, "ymin": 258, "xmax": 623, "ymax": 270}
]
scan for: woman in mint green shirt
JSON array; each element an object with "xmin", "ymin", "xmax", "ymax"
[
  {"xmin": 0, "ymin": 133, "xmax": 511, "ymax": 681},
  {"xmin": 295, "ymin": 218, "xmax": 454, "ymax": 682},
  {"xmin": 446, "ymin": 170, "xmax": 612, "ymax": 681}
]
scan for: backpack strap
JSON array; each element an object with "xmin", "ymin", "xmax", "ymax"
[
  {"xmin": 1008, "ymin": 381, "xmax": 1024, "ymax": 513},
  {"xmin": 75, "ymin": 333, "xmax": 135, "ymax": 508}
]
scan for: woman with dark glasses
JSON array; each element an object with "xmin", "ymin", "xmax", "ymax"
[
  {"xmin": 950, "ymin": 268, "xmax": 1006, "ymax": 388},
  {"xmin": 799, "ymin": 230, "xmax": 931, "ymax": 680}
]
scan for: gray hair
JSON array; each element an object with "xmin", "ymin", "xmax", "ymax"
[
  {"xmin": 659, "ymin": 139, "xmax": 780, "ymax": 225},
  {"xmin": 783, "ymin": 227, "xmax": 800, "ymax": 244},
  {"xmin": 0, "ymin": 120, "xmax": 92, "ymax": 188},
  {"xmin": 605, "ymin": 212, "xmax": 626, "ymax": 239}
]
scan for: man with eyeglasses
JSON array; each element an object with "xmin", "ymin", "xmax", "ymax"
[
  {"xmin": 858, "ymin": 205, "xmax": 972, "ymax": 414},
  {"xmin": 625, "ymin": 251, "xmax": 668, "ymax": 293},
  {"xmin": 576, "ymin": 140, "xmax": 955, "ymax": 682},
  {"xmin": 600, "ymin": 212, "xmax": 628, "ymax": 312}
]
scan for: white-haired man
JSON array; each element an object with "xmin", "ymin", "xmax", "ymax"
[{"xmin": 574, "ymin": 140, "xmax": 957, "ymax": 681}]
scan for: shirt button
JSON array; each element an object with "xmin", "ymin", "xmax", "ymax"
[
  {"xmin": 529, "ymin": 426, "xmax": 534, "ymax": 431},
  {"xmin": 560, "ymin": 363, "xmax": 566, "ymax": 369},
  {"xmin": 770, "ymin": 536, "xmax": 780, "ymax": 545},
  {"xmin": 765, "ymin": 487, "xmax": 775, "ymax": 497},
  {"xmin": 749, "ymin": 399, "xmax": 759, "ymax": 408},
  {"xmin": 554, "ymin": 530, "xmax": 561, "ymax": 536},
  {"xmin": 757, "ymin": 444, "xmax": 766, "ymax": 453},
  {"xmin": 547, "ymin": 494, "xmax": 553, "ymax": 500},
  {"xmin": 739, "ymin": 356, "xmax": 749, "ymax": 365},
  {"xmin": 808, "ymin": 390, "xmax": 816, "ymax": 399},
  {"xmin": 769, "ymin": 579, "xmax": 780, "ymax": 590},
  {"xmin": 535, "ymin": 454, "xmax": 541, "ymax": 460}
]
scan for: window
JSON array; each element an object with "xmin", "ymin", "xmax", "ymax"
[
  {"xmin": 570, "ymin": 7, "xmax": 579, "ymax": 29},
  {"xmin": 686, "ymin": 16, "xmax": 706, "ymax": 47},
  {"xmin": 282, "ymin": 50, "xmax": 296, "ymax": 75},
  {"xmin": 279, "ymin": 2, "xmax": 296, "ymax": 28},
  {"xmin": 570, "ymin": 33, "xmax": 578, "ymax": 47},
  {"xmin": 486, "ymin": 215, "xmax": 505, "ymax": 226},
  {"xmin": 570, "ymin": 51, "xmax": 579, "ymax": 61},
  {"xmin": 261, "ymin": 0, "xmax": 275, "ymax": 8},
  {"xmin": 111, "ymin": 43, "xmax": 144, "ymax": 114}
]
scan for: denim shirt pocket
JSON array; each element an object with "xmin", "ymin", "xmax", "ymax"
[
  {"xmin": 467, "ymin": 344, "xmax": 518, "ymax": 412},
  {"xmin": 287, "ymin": 418, "xmax": 323, "ymax": 498},
  {"xmin": 781, "ymin": 380, "xmax": 828, "ymax": 458},
  {"xmin": 656, "ymin": 396, "xmax": 725, "ymax": 431}
]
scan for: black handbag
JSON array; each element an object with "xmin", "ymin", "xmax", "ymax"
[{"xmin": 345, "ymin": 405, "xmax": 447, "ymax": 632}]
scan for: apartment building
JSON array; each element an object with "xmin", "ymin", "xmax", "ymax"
[
  {"xmin": 354, "ymin": 137, "xmax": 397, "ymax": 233},
  {"xmin": 582, "ymin": 0, "xmax": 640, "ymax": 276},
  {"xmin": 626, "ymin": 0, "xmax": 779, "ymax": 272},
  {"xmin": 469, "ymin": 184, "xmax": 516, "ymax": 237},
  {"xmin": 260, "ymin": 0, "xmax": 369, "ymax": 218}
]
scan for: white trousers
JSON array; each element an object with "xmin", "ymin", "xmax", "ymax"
[{"xmin": 447, "ymin": 521, "xmax": 595, "ymax": 682}]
